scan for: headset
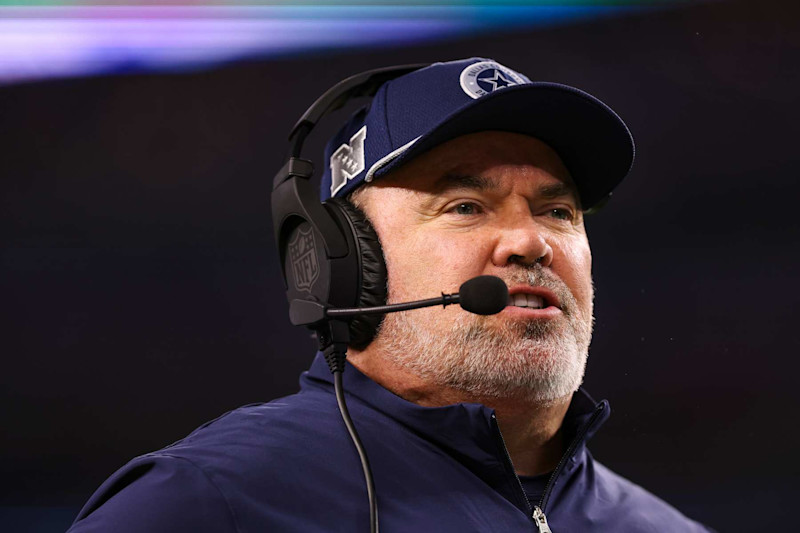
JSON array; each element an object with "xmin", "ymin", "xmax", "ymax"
[
  {"xmin": 271, "ymin": 63, "xmax": 427, "ymax": 353},
  {"xmin": 270, "ymin": 64, "xmax": 429, "ymax": 533}
]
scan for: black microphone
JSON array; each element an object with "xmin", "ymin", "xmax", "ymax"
[
  {"xmin": 458, "ymin": 275, "xmax": 509, "ymax": 315},
  {"xmin": 289, "ymin": 275, "xmax": 509, "ymax": 325}
]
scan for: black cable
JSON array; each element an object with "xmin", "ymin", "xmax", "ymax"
[{"xmin": 334, "ymin": 370, "xmax": 378, "ymax": 533}]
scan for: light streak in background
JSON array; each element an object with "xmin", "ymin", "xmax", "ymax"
[{"xmin": 0, "ymin": 3, "xmax": 673, "ymax": 86}]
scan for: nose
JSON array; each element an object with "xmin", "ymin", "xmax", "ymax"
[{"xmin": 491, "ymin": 218, "xmax": 554, "ymax": 268}]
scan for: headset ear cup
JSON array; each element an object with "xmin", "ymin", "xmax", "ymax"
[{"xmin": 325, "ymin": 197, "xmax": 387, "ymax": 350}]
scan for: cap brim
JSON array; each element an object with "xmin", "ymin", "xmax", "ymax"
[{"xmin": 372, "ymin": 82, "xmax": 635, "ymax": 210}]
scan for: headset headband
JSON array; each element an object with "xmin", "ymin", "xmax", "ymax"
[{"xmin": 288, "ymin": 64, "xmax": 428, "ymax": 159}]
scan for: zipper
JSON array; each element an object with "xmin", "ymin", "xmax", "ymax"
[
  {"xmin": 490, "ymin": 413, "xmax": 532, "ymax": 515},
  {"xmin": 532, "ymin": 506, "xmax": 552, "ymax": 533}
]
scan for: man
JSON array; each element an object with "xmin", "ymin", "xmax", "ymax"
[{"xmin": 69, "ymin": 58, "xmax": 714, "ymax": 532}]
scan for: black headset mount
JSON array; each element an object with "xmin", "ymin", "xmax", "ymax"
[{"xmin": 271, "ymin": 63, "xmax": 426, "ymax": 370}]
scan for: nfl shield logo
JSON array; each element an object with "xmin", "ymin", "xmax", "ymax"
[{"xmin": 288, "ymin": 226, "xmax": 319, "ymax": 292}]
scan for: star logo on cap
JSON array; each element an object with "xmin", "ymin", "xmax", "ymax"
[
  {"xmin": 459, "ymin": 60, "xmax": 527, "ymax": 99},
  {"xmin": 477, "ymin": 69, "xmax": 514, "ymax": 92}
]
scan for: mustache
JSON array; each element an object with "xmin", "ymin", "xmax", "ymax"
[{"xmin": 497, "ymin": 264, "xmax": 577, "ymax": 316}]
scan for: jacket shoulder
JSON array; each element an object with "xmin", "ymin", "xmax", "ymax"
[
  {"xmin": 68, "ymin": 454, "xmax": 237, "ymax": 533},
  {"xmin": 591, "ymin": 460, "xmax": 716, "ymax": 532},
  {"xmin": 69, "ymin": 390, "xmax": 344, "ymax": 532}
]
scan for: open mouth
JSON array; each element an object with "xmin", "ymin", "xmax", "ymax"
[
  {"xmin": 508, "ymin": 293, "xmax": 547, "ymax": 310},
  {"xmin": 505, "ymin": 286, "xmax": 561, "ymax": 311}
]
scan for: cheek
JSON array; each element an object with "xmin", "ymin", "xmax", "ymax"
[
  {"xmin": 555, "ymin": 236, "xmax": 593, "ymax": 308},
  {"xmin": 381, "ymin": 228, "xmax": 494, "ymax": 298}
]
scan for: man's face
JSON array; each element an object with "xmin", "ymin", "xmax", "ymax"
[{"xmin": 354, "ymin": 131, "xmax": 594, "ymax": 403}]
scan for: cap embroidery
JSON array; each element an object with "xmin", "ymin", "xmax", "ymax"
[
  {"xmin": 330, "ymin": 125, "xmax": 367, "ymax": 196},
  {"xmin": 459, "ymin": 60, "xmax": 526, "ymax": 99}
]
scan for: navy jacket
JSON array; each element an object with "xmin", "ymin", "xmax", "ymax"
[{"xmin": 69, "ymin": 354, "xmax": 713, "ymax": 532}]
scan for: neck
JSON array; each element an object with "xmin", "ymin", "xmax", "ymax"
[{"xmin": 347, "ymin": 348, "xmax": 572, "ymax": 477}]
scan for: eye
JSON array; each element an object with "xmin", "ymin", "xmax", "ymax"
[
  {"xmin": 449, "ymin": 202, "xmax": 482, "ymax": 216},
  {"xmin": 548, "ymin": 208, "xmax": 574, "ymax": 221}
]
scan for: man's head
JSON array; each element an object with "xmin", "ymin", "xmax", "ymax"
[{"xmin": 316, "ymin": 57, "xmax": 633, "ymax": 404}]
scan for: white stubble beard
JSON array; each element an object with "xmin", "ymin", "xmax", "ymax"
[{"xmin": 375, "ymin": 266, "xmax": 594, "ymax": 404}]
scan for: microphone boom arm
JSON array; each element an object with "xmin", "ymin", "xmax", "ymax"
[
  {"xmin": 327, "ymin": 293, "xmax": 459, "ymax": 317},
  {"xmin": 288, "ymin": 275, "xmax": 508, "ymax": 326},
  {"xmin": 288, "ymin": 293, "xmax": 460, "ymax": 326}
]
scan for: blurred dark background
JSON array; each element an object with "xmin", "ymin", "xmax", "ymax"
[{"xmin": 2, "ymin": 0, "xmax": 798, "ymax": 531}]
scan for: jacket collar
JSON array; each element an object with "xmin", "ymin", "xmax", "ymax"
[
  {"xmin": 300, "ymin": 352, "xmax": 609, "ymax": 510},
  {"xmin": 301, "ymin": 352, "xmax": 503, "ymax": 474}
]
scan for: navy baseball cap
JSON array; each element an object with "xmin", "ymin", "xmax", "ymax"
[{"xmin": 320, "ymin": 57, "xmax": 634, "ymax": 210}]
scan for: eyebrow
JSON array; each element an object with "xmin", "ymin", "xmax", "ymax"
[
  {"xmin": 538, "ymin": 182, "xmax": 578, "ymax": 201},
  {"xmin": 431, "ymin": 173, "xmax": 579, "ymax": 204}
]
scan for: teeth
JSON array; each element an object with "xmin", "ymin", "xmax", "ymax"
[{"xmin": 510, "ymin": 293, "xmax": 545, "ymax": 309}]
